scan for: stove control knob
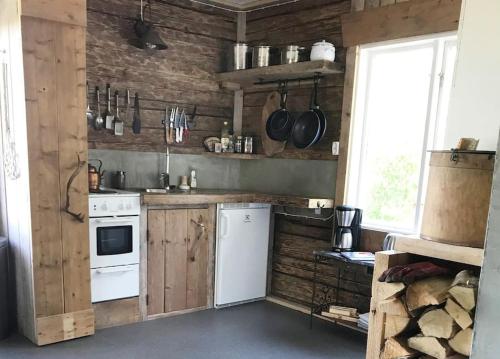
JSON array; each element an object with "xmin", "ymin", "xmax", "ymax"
[
  {"xmin": 126, "ymin": 202, "xmax": 132, "ymax": 210},
  {"xmin": 118, "ymin": 203, "xmax": 124, "ymax": 210},
  {"xmin": 101, "ymin": 203, "xmax": 108, "ymax": 211}
]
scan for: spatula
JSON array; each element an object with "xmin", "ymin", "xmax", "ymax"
[
  {"xmin": 114, "ymin": 91, "xmax": 124, "ymax": 136},
  {"xmin": 104, "ymin": 83, "xmax": 114, "ymax": 130}
]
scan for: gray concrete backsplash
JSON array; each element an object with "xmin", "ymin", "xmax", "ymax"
[{"xmin": 89, "ymin": 149, "xmax": 337, "ymax": 198}]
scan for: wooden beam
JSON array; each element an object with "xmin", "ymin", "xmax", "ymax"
[
  {"xmin": 334, "ymin": 47, "xmax": 358, "ymax": 206},
  {"xmin": 36, "ymin": 309, "xmax": 94, "ymax": 346},
  {"xmin": 20, "ymin": 0, "xmax": 87, "ymax": 27},
  {"xmin": 341, "ymin": 0, "xmax": 462, "ymax": 47}
]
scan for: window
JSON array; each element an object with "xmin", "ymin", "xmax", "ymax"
[{"xmin": 346, "ymin": 34, "xmax": 457, "ymax": 233}]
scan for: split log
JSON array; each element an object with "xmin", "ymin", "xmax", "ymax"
[
  {"xmin": 417, "ymin": 309, "xmax": 458, "ymax": 339},
  {"xmin": 406, "ymin": 277, "xmax": 452, "ymax": 312},
  {"xmin": 328, "ymin": 305, "xmax": 358, "ymax": 317},
  {"xmin": 408, "ymin": 336, "xmax": 453, "ymax": 359},
  {"xmin": 321, "ymin": 311, "xmax": 358, "ymax": 323},
  {"xmin": 384, "ymin": 315, "xmax": 412, "ymax": 339},
  {"xmin": 449, "ymin": 286, "xmax": 476, "ymax": 311},
  {"xmin": 381, "ymin": 337, "xmax": 418, "ymax": 359},
  {"xmin": 451, "ymin": 270, "xmax": 479, "ymax": 288},
  {"xmin": 420, "ymin": 355, "xmax": 467, "ymax": 359},
  {"xmin": 444, "ymin": 298, "xmax": 473, "ymax": 330},
  {"xmin": 378, "ymin": 298, "xmax": 410, "ymax": 317},
  {"xmin": 449, "ymin": 328, "xmax": 473, "ymax": 356},
  {"xmin": 377, "ymin": 282, "xmax": 406, "ymax": 301}
]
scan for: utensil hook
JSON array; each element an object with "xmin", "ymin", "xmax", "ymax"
[{"xmin": 312, "ymin": 74, "xmax": 321, "ymax": 109}]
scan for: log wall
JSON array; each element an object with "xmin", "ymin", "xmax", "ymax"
[
  {"xmin": 86, "ymin": 0, "xmax": 236, "ymax": 153},
  {"xmin": 243, "ymin": 0, "xmax": 350, "ymax": 160}
]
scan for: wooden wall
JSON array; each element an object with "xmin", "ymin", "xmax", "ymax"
[
  {"xmin": 86, "ymin": 0, "xmax": 236, "ymax": 154},
  {"xmin": 242, "ymin": 0, "xmax": 350, "ymax": 160}
]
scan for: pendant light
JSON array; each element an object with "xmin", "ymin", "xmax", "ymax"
[{"xmin": 134, "ymin": 0, "xmax": 168, "ymax": 50}]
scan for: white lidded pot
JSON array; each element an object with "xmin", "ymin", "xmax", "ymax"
[{"xmin": 310, "ymin": 40, "xmax": 335, "ymax": 62}]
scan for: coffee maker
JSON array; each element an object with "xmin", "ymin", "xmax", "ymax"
[{"xmin": 331, "ymin": 206, "xmax": 362, "ymax": 251}]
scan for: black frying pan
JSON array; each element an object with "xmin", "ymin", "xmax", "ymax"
[
  {"xmin": 291, "ymin": 77, "xmax": 322, "ymax": 149},
  {"xmin": 266, "ymin": 82, "xmax": 294, "ymax": 142},
  {"xmin": 311, "ymin": 77, "xmax": 327, "ymax": 144}
]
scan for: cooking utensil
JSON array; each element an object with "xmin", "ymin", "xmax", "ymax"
[
  {"xmin": 261, "ymin": 91, "xmax": 286, "ymax": 156},
  {"xmin": 125, "ymin": 88, "xmax": 131, "ymax": 124},
  {"xmin": 112, "ymin": 171, "xmax": 126, "ymax": 189},
  {"xmin": 86, "ymin": 81, "xmax": 93, "ymax": 124},
  {"xmin": 104, "ymin": 83, "xmax": 114, "ymax": 130},
  {"xmin": 114, "ymin": 91, "xmax": 124, "ymax": 136},
  {"xmin": 179, "ymin": 109, "xmax": 185, "ymax": 143},
  {"xmin": 174, "ymin": 107, "xmax": 181, "ymax": 143},
  {"xmin": 266, "ymin": 82, "xmax": 294, "ymax": 142},
  {"xmin": 168, "ymin": 107, "xmax": 175, "ymax": 144},
  {"xmin": 132, "ymin": 92, "xmax": 141, "ymax": 134},
  {"xmin": 88, "ymin": 159, "xmax": 104, "ymax": 192},
  {"xmin": 252, "ymin": 46, "xmax": 271, "ymax": 68},
  {"xmin": 183, "ymin": 113, "xmax": 190, "ymax": 141},
  {"xmin": 163, "ymin": 106, "xmax": 169, "ymax": 145},
  {"xmin": 311, "ymin": 77, "xmax": 327, "ymax": 144},
  {"xmin": 281, "ymin": 45, "xmax": 306, "ymax": 64},
  {"xmin": 310, "ymin": 40, "xmax": 335, "ymax": 62},
  {"xmin": 291, "ymin": 78, "xmax": 322, "ymax": 149},
  {"xmin": 94, "ymin": 86, "xmax": 104, "ymax": 130}
]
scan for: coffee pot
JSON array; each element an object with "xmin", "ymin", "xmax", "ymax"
[{"xmin": 331, "ymin": 206, "xmax": 362, "ymax": 251}]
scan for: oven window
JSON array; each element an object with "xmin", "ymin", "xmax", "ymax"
[{"xmin": 97, "ymin": 226, "xmax": 133, "ymax": 256}]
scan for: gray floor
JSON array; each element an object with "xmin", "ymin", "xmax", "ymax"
[{"xmin": 0, "ymin": 302, "xmax": 367, "ymax": 359}]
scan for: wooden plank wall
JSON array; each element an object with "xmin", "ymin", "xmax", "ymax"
[
  {"xmin": 86, "ymin": 0, "xmax": 236, "ymax": 153},
  {"xmin": 243, "ymin": 0, "xmax": 350, "ymax": 160},
  {"xmin": 271, "ymin": 214, "xmax": 373, "ymax": 312}
]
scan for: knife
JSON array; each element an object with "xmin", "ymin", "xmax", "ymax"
[
  {"xmin": 163, "ymin": 106, "xmax": 169, "ymax": 144},
  {"xmin": 168, "ymin": 107, "xmax": 175, "ymax": 144},
  {"xmin": 174, "ymin": 107, "xmax": 181, "ymax": 143},
  {"xmin": 179, "ymin": 109, "xmax": 185, "ymax": 143}
]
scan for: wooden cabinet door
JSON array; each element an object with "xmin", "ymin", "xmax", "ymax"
[
  {"xmin": 164, "ymin": 210, "xmax": 188, "ymax": 313},
  {"xmin": 147, "ymin": 210, "xmax": 166, "ymax": 316},
  {"xmin": 147, "ymin": 207, "xmax": 213, "ymax": 315},
  {"xmin": 186, "ymin": 208, "xmax": 211, "ymax": 309}
]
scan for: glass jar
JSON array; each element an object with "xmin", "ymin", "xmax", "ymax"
[
  {"xmin": 244, "ymin": 136, "xmax": 253, "ymax": 154},
  {"xmin": 235, "ymin": 136, "xmax": 243, "ymax": 153}
]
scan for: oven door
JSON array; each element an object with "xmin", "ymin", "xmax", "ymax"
[{"xmin": 89, "ymin": 216, "xmax": 140, "ymax": 268}]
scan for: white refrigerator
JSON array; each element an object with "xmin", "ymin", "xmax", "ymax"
[{"xmin": 215, "ymin": 203, "xmax": 271, "ymax": 307}]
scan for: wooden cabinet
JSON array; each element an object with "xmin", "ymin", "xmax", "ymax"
[{"xmin": 147, "ymin": 207, "xmax": 215, "ymax": 316}]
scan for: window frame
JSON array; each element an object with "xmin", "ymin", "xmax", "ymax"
[{"xmin": 346, "ymin": 32, "xmax": 458, "ymax": 234}]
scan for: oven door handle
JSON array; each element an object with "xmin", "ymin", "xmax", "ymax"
[
  {"xmin": 95, "ymin": 266, "xmax": 135, "ymax": 274},
  {"xmin": 94, "ymin": 218, "xmax": 133, "ymax": 224}
]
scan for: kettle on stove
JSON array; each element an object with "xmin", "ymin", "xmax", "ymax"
[{"xmin": 88, "ymin": 159, "xmax": 104, "ymax": 192}]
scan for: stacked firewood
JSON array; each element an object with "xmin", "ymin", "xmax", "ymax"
[{"xmin": 377, "ymin": 262, "xmax": 478, "ymax": 359}]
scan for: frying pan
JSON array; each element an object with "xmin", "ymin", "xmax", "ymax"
[
  {"xmin": 291, "ymin": 77, "xmax": 322, "ymax": 149},
  {"xmin": 266, "ymin": 82, "xmax": 294, "ymax": 142},
  {"xmin": 311, "ymin": 77, "xmax": 327, "ymax": 144}
]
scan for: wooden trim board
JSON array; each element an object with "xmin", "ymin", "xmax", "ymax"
[
  {"xmin": 93, "ymin": 298, "xmax": 140, "ymax": 330},
  {"xmin": 393, "ymin": 235, "xmax": 484, "ymax": 267},
  {"xmin": 36, "ymin": 309, "xmax": 95, "ymax": 346},
  {"xmin": 341, "ymin": 0, "xmax": 461, "ymax": 47}
]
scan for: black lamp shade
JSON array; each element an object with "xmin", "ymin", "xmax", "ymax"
[{"xmin": 134, "ymin": 19, "xmax": 168, "ymax": 50}]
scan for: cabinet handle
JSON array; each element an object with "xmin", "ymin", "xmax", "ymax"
[{"xmin": 190, "ymin": 219, "xmax": 206, "ymax": 229}]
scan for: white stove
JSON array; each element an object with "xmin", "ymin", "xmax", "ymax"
[{"xmin": 89, "ymin": 189, "xmax": 141, "ymax": 303}]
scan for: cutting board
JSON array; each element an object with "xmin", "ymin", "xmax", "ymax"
[{"xmin": 261, "ymin": 91, "xmax": 286, "ymax": 157}]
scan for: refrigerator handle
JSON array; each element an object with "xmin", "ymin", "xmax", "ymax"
[{"xmin": 220, "ymin": 213, "xmax": 229, "ymax": 238}]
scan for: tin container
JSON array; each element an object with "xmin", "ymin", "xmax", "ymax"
[
  {"xmin": 281, "ymin": 45, "xmax": 305, "ymax": 64},
  {"xmin": 252, "ymin": 46, "xmax": 271, "ymax": 68},
  {"xmin": 234, "ymin": 43, "xmax": 250, "ymax": 70},
  {"xmin": 244, "ymin": 136, "xmax": 253, "ymax": 154}
]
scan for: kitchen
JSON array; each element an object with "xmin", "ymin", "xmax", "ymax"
[{"xmin": 0, "ymin": 0, "xmax": 499, "ymax": 358}]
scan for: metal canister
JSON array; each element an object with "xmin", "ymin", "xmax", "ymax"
[
  {"xmin": 252, "ymin": 46, "xmax": 271, "ymax": 68},
  {"xmin": 234, "ymin": 43, "xmax": 249, "ymax": 70},
  {"xmin": 282, "ymin": 45, "xmax": 304, "ymax": 64},
  {"xmin": 235, "ymin": 136, "xmax": 243, "ymax": 153},
  {"xmin": 113, "ymin": 171, "xmax": 126, "ymax": 189},
  {"xmin": 244, "ymin": 136, "xmax": 253, "ymax": 154}
]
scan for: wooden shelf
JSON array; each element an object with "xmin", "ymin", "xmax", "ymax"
[
  {"xmin": 392, "ymin": 235, "xmax": 484, "ymax": 267},
  {"xmin": 216, "ymin": 60, "xmax": 344, "ymax": 88},
  {"xmin": 202, "ymin": 152, "xmax": 266, "ymax": 160}
]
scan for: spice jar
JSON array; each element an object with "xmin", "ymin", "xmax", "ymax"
[
  {"xmin": 235, "ymin": 136, "xmax": 243, "ymax": 153},
  {"xmin": 244, "ymin": 136, "xmax": 253, "ymax": 154}
]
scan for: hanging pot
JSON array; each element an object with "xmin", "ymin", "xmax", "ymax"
[
  {"xmin": 265, "ymin": 82, "xmax": 294, "ymax": 142},
  {"xmin": 290, "ymin": 77, "xmax": 322, "ymax": 149}
]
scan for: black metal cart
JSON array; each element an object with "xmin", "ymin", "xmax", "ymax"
[{"xmin": 309, "ymin": 250, "xmax": 374, "ymax": 331}]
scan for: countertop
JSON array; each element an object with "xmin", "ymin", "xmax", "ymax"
[{"xmin": 139, "ymin": 189, "xmax": 334, "ymax": 209}]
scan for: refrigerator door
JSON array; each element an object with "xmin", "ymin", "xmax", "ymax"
[{"xmin": 215, "ymin": 205, "xmax": 271, "ymax": 307}]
